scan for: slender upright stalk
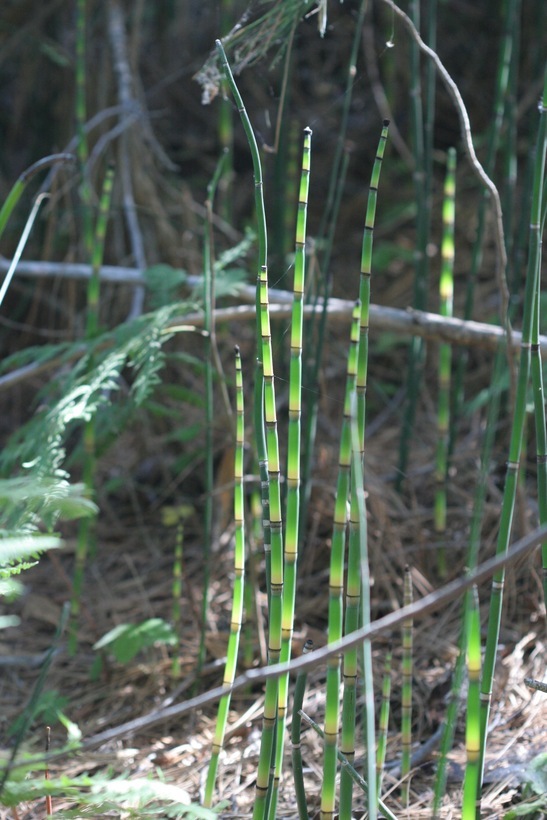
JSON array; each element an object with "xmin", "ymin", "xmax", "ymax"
[
  {"xmin": 435, "ymin": 148, "xmax": 456, "ymax": 576},
  {"xmin": 357, "ymin": 120, "xmax": 390, "ymax": 448},
  {"xmin": 376, "ymin": 646, "xmax": 392, "ymax": 799},
  {"xmin": 252, "ymin": 263, "xmax": 284, "ymax": 820},
  {"xmin": 351, "ymin": 394, "xmax": 377, "ymax": 820},
  {"xmin": 400, "ymin": 566, "xmax": 414, "ymax": 805},
  {"xmin": 461, "ymin": 587, "xmax": 481, "ymax": 819},
  {"xmin": 215, "ymin": 39, "xmax": 271, "ymax": 609},
  {"xmin": 321, "ymin": 303, "xmax": 361, "ymax": 819},
  {"xmin": 291, "ymin": 639, "xmax": 313, "ymax": 820},
  {"xmin": 477, "ymin": 65, "xmax": 546, "ymax": 797},
  {"xmin": 204, "ymin": 346, "xmax": 246, "ymax": 807},
  {"xmin": 271, "ymin": 127, "xmax": 312, "ymax": 816},
  {"xmin": 302, "ymin": 711, "xmax": 398, "ymax": 820}
]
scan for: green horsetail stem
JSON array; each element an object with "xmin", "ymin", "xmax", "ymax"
[
  {"xmin": 376, "ymin": 646, "xmax": 392, "ymax": 798},
  {"xmin": 204, "ymin": 347, "xmax": 246, "ymax": 807},
  {"xmin": 351, "ymin": 391, "xmax": 377, "ymax": 819},
  {"xmin": 477, "ymin": 66, "xmax": 546, "ymax": 798},
  {"xmin": 338, "ymin": 447, "xmax": 363, "ymax": 820},
  {"xmin": 400, "ymin": 566, "xmax": 413, "ymax": 805},
  {"xmin": 321, "ymin": 302, "xmax": 361, "ymax": 819},
  {"xmin": 339, "ymin": 120, "xmax": 389, "ymax": 820},
  {"xmin": 291, "ymin": 639, "xmax": 314, "ymax": 820},
  {"xmin": 339, "ymin": 388, "xmax": 378, "ymax": 820},
  {"xmin": 271, "ymin": 127, "xmax": 312, "ymax": 816},
  {"xmin": 69, "ymin": 165, "xmax": 115, "ymax": 655},
  {"xmin": 215, "ymin": 38, "xmax": 271, "ymax": 603},
  {"xmin": 461, "ymin": 587, "xmax": 481, "ymax": 819},
  {"xmin": 435, "ymin": 148, "xmax": 456, "ymax": 576},
  {"xmin": 252, "ymin": 265, "xmax": 285, "ymax": 820},
  {"xmin": 357, "ymin": 120, "xmax": 390, "ymax": 449},
  {"xmin": 302, "ymin": 711, "xmax": 398, "ymax": 820}
]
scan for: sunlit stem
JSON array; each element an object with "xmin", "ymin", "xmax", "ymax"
[
  {"xmin": 271, "ymin": 127, "xmax": 312, "ymax": 815},
  {"xmin": 204, "ymin": 346, "xmax": 246, "ymax": 807},
  {"xmin": 435, "ymin": 147, "xmax": 456, "ymax": 576}
]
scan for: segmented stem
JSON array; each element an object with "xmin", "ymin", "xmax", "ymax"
[
  {"xmin": 435, "ymin": 148, "xmax": 456, "ymax": 575},
  {"xmin": 357, "ymin": 120, "xmax": 390, "ymax": 450},
  {"xmin": 401, "ymin": 566, "xmax": 414, "ymax": 805},
  {"xmin": 204, "ymin": 346, "xmax": 246, "ymax": 807},
  {"xmin": 271, "ymin": 127, "xmax": 312, "ymax": 815},
  {"xmin": 321, "ymin": 302, "xmax": 361, "ymax": 819},
  {"xmin": 462, "ymin": 587, "xmax": 481, "ymax": 818}
]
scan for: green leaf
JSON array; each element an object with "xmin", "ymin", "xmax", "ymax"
[
  {"xmin": 93, "ymin": 618, "xmax": 178, "ymax": 664},
  {"xmin": 0, "ymin": 536, "xmax": 61, "ymax": 566}
]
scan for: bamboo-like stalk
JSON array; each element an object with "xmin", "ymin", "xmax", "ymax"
[
  {"xmin": 338, "ymin": 464, "xmax": 361, "ymax": 820},
  {"xmin": 351, "ymin": 392, "xmax": 377, "ymax": 820},
  {"xmin": 434, "ymin": 148, "xmax": 456, "ymax": 576},
  {"xmin": 477, "ymin": 66, "xmax": 546, "ymax": 797},
  {"xmin": 270, "ymin": 127, "xmax": 312, "ymax": 817},
  {"xmin": 291, "ymin": 639, "xmax": 313, "ymax": 820},
  {"xmin": 376, "ymin": 646, "xmax": 392, "ymax": 799},
  {"xmin": 461, "ymin": 586, "xmax": 481, "ymax": 819},
  {"xmin": 400, "ymin": 566, "xmax": 414, "ymax": 805},
  {"xmin": 69, "ymin": 165, "xmax": 115, "ymax": 655},
  {"xmin": 338, "ymin": 120, "xmax": 389, "ymax": 820},
  {"xmin": 203, "ymin": 346, "xmax": 246, "ymax": 807},
  {"xmin": 357, "ymin": 120, "xmax": 390, "ymax": 449},
  {"xmin": 302, "ymin": 711, "xmax": 398, "ymax": 820},
  {"xmin": 321, "ymin": 302, "xmax": 361, "ymax": 819},
  {"xmin": 214, "ymin": 38, "xmax": 271, "ymax": 609},
  {"xmin": 251, "ymin": 262, "xmax": 284, "ymax": 820}
]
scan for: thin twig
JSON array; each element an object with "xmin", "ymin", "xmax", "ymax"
[{"xmin": 108, "ymin": 0, "xmax": 146, "ymax": 320}]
